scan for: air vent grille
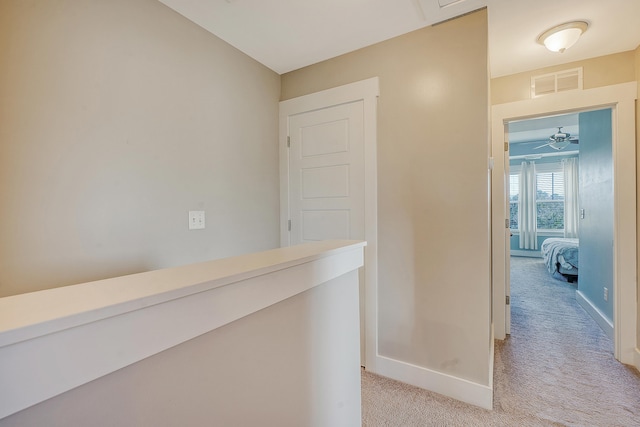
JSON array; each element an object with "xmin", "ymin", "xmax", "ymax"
[{"xmin": 531, "ymin": 67, "xmax": 583, "ymax": 98}]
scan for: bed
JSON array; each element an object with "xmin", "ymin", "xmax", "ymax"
[{"xmin": 541, "ymin": 237, "xmax": 579, "ymax": 282}]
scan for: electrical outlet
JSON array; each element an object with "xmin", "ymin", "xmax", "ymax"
[
  {"xmin": 188, "ymin": 211, "xmax": 205, "ymax": 230},
  {"xmin": 603, "ymin": 287, "xmax": 608, "ymax": 302}
]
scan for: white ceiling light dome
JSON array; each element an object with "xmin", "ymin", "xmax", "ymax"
[{"xmin": 537, "ymin": 21, "xmax": 589, "ymax": 53}]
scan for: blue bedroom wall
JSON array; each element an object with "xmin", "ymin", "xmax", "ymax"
[{"xmin": 578, "ymin": 108, "xmax": 613, "ymax": 321}]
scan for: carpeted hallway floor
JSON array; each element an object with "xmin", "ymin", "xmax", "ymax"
[{"xmin": 361, "ymin": 256, "xmax": 640, "ymax": 426}]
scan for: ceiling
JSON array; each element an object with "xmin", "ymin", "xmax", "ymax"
[
  {"xmin": 158, "ymin": 0, "xmax": 640, "ymax": 77},
  {"xmin": 508, "ymin": 113, "xmax": 579, "ymax": 156}
]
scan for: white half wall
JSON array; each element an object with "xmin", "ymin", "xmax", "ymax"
[{"xmin": 0, "ymin": 241, "xmax": 365, "ymax": 425}]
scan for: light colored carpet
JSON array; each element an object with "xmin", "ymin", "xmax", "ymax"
[{"xmin": 362, "ymin": 256, "xmax": 640, "ymax": 426}]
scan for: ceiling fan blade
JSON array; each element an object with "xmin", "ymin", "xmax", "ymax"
[
  {"xmin": 570, "ymin": 139, "xmax": 579, "ymax": 144},
  {"xmin": 534, "ymin": 142, "xmax": 552, "ymax": 149}
]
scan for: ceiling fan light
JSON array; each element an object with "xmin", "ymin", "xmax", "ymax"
[
  {"xmin": 549, "ymin": 140, "xmax": 571, "ymax": 150},
  {"xmin": 538, "ymin": 21, "xmax": 588, "ymax": 53}
]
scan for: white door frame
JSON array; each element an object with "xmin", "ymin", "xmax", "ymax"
[
  {"xmin": 491, "ymin": 82, "xmax": 638, "ymax": 367},
  {"xmin": 279, "ymin": 77, "xmax": 379, "ymax": 369}
]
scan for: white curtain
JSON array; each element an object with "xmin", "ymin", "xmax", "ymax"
[
  {"xmin": 563, "ymin": 158, "xmax": 579, "ymax": 238},
  {"xmin": 519, "ymin": 161, "xmax": 538, "ymax": 250}
]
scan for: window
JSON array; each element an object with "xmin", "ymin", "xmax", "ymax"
[
  {"xmin": 536, "ymin": 171, "xmax": 564, "ymax": 230},
  {"xmin": 510, "ymin": 162, "xmax": 565, "ymax": 232}
]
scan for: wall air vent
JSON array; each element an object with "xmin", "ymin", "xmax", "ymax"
[{"xmin": 531, "ymin": 67, "xmax": 583, "ymax": 98}]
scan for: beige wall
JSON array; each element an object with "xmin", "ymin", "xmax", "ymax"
[
  {"xmin": 491, "ymin": 51, "xmax": 637, "ymax": 105},
  {"xmin": 0, "ymin": 0, "xmax": 281, "ymax": 297},
  {"xmin": 282, "ymin": 10, "xmax": 491, "ymax": 385},
  {"xmin": 636, "ymin": 44, "xmax": 640, "ymax": 347}
]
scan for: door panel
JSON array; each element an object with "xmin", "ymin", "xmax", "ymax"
[
  {"xmin": 301, "ymin": 120, "xmax": 349, "ymax": 156},
  {"xmin": 302, "ymin": 210, "xmax": 350, "ymax": 241},
  {"xmin": 505, "ymin": 130, "xmax": 511, "ymax": 335},
  {"xmin": 288, "ymin": 101, "xmax": 365, "ymax": 244},
  {"xmin": 301, "ymin": 165, "xmax": 350, "ymax": 199},
  {"xmin": 286, "ymin": 100, "xmax": 366, "ymax": 365}
]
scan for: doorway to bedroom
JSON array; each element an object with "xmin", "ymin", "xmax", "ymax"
[{"xmin": 506, "ymin": 108, "xmax": 614, "ymax": 347}]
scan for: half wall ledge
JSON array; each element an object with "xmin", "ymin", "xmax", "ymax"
[{"xmin": 0, "ymin": 240, "xmax": 366, "ymax": 424}]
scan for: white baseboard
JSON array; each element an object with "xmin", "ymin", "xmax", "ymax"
[
  {"xmin": 488, "ymin": 327, "xmax": 495, "ymax": 394},
  {"xmin": 576, "ymin": 290, "xmax": 614, "ymax": 341},
  {"xmin": 374, "ymin": 355, "xmax": 493, "ymax": 410},
  {"xmin": 635, "ymin": 348, "xmax": 640, "ymax": 372},
  {"xmin": 510, "ymin": 250, "xmax": 542, "ymax": 258}
]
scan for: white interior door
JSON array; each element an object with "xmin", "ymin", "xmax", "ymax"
[
  {"xmin": 287, "ymin": 101, "xmax": 365, "ymax": 244},
  {"xmin": 505, "ymin": 134, "xmax": 511, "ymax": 335},
  {"xmin": 279, "ymin": 77, "xmax": 379, "ymax": 370},
  {"xmin": 286, "ymin": 101, "xmax": 366, "ymax": 364}
]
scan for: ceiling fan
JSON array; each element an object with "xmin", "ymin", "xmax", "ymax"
[{"xmin": 534, "ymin": 127, "xmax": 579, "ymax": 150}]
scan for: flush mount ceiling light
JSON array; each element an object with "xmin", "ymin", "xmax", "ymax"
[{"xmin": 537, "ymin": 21, "xmax": 589, "ymax": 53}]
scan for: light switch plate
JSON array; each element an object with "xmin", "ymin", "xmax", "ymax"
[{"xmin": 188, "ymin": 211, "xmax": 205, "ymax": 230}]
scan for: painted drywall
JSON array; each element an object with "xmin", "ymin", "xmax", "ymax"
[
  {"xmin": 0, "ymin": 0, "xmax": 280, "ymax": 297},
  {"xmin": 282, "ymin": 10, "xmax": 490, "ymax": 385},
  {"xmin": 491, "ymin": 51, "xmax": 636, "ymax": 105},
  {"xmin": 635, "ymin": 44, "xmax": 640, "ymax": 347},
  {"xmin": 578, "ymin": 109, "xmax": 613, "ymax": 321},
  {"xmin": 0, "ymin": 271, "xmax": 362, "ymax": 426}
]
